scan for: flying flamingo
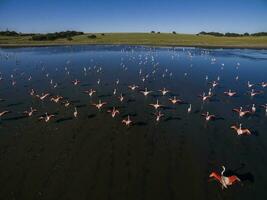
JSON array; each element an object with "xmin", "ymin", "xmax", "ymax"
[
  {"xmin": 92, "ymin": 100, "xmax": 107, "ymax": 110},
  {"xmin": 72, "ymin": 79, "xmax": 80, "ymax": 85},
  {"xmin": 84, "ymin": 89, "xmax": 96, "ymax": 97},
  {"xmin": 107, "ymin": 107, "xmax": 120, "ymax": 118},
  {"xmin": 159, "ymin": 88, "xmax": 169, "ymax": 96},
  {"xmin": 0, "ymin": 110, "xmax": 9, "ymax": 117},
  {"xmin": 232, "ymin": 107, "xmax": 251, "ymax": 117},
  {"xmin": 140, "ymin": 88, "xmax": 152, "ymax": 96},
  {"xmin": 230, "ymin": 124, "xmax": 251, "ymax": 135},
  {"xmin": 154, "ymin": 111, "xmax": 164, "ymax": 122},
  {"xmin": 224, "ymin": 89, "xmax": 237, "ymax": 97},
  {"xmin": 198, "ymin": 92, "xmax": 212, "ymax": 102},
  {"xmin": 169, "ymin": 96, "xmax": 182, "ymax": 104},
  {"xmin": 74, "ymin": 107, "xmax": 78, "ymax": 118},
  {"xmin": 247, "ymin": 81, "xmax": 254, "ymax": 88},
  {"xmin": 187, "ymin": 104, "xmax": 192, "ymax": 113},
  {"xmin": 128, "ymin": 84, "xmax": 138, "ymax": 91},
  {"xmin": 23, "ymin": 107, "xmax": 37, "ymax": 117},
  {"xmin": 209, "ymin": 166, "xmax": 241, "ymax": 189},
  {"xmin": 149, "ymin": 99, "xmax": 163, "ymax": 110},
  {"xmin": 248, "ymin": 89, "xmax": 262, "ymax": 97},
  {"xmin": 51, "ymin": 95, "xmax": 63, "ymax": 103},
  {"xmin": 36, "ymin": 93, "xmax": 50, "ymax": 101},
  {"xmin": 39, "ymin": 113, "xmax": 55, "ymax": 122},
  {"xmin": 201, "ymin": 112, "xmax": 216, "ymax": 121},
  {"xmin": 122, "ymin": 115, "xmax": 132, "ymax": 126}
]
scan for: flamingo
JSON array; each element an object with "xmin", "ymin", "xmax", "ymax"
[
  {"xmin": 92, "ymin": 100, "xmax": 107, "ymax": 110},
  {"xmin": 84, "ymin": 89, "xmax": 96, "ymax": 97},
  {"xmin": 118, "ymin": 93, "xmax": 124, "ymax": 102},
  {"xmin": 187, "ymin": 104, "xmax": 192, "ymax": 113},
  {"xmin": 248, "ymin": 89, "xmax": 262, "ymax": 97},
  {"xmin": 72, "ymin": 79, "xmax": 80, "ymax": 85},
  {"xmin": 39, "ymin": 113, "xmax": 55, "ymax": 122},
  {"xmin": 159, "ymin": 88, "xmax": 169, "ymax": 96},
  {"xmin": 149, "ymin": 99, "xmax": 163, "ymax": 110},
  {"xmin": 107, "ymin": 107, "xmax": 120, "ymax": 118},
  {"xmin": 209, "ymin": 166, "xmax": 241, "ymax": 189},
  {"xmin": 0, "ymin": 110, "xmax": 9, "ymax": 117},
  {"xmin": 51, "ymin": 96, "xmax": 63, "ymax": 103},
  {"xmin": 261, "ymin": 104, "xmax": 267, "ymax": 114},
  {"xmin": 74, "ymin": 107, "xmax": 78, "ymax": 118},
  {"xmin": 23, "ymin": 107, "xmax": 37, "ymax": 117},
  {"xmin": 128, "ymin": 84, "xmax": 138, "ymax": 91},
  {"xmin": 140, "ymin": 88, "xmax": 152, "ymax": 96},
  {"xmin": 260, "ymin": 82, "xmax": 267, "ymax": 88},
  {"xmin": 201, "ymin": 112, "xmax": 216, "ymax": 121},
  {"xmin": 232, "ymin": 107, "xmax": 251, "ymax": 117},
  {"xmin": 231, "ymin": 124, "xmax": 251, "ymax": 135},
  {"xmin": 169, "ymin": 96, "xmax": 182, "ymax": 104},
  {"xmin": 247, "ymin": 81, "xmax": 254, "ymax": 88},
  {"xmin": 224, "ymin": 89, "xmax": 236, "ymax": 97},
  {"xmin": 155, "ymin": 111, "xmax": 164, "ymax": 122},
  {"xmin": 251, "ymin": 104, "xmax": 256, "ymax": 113},
  {"xmin": 122, "ymin": 115, "xmax": 132, "ymax": 126},
  {"xmin": 30, "ymin": 89, "xmax": 35, "ymax": 96},
  {"xmin": 36, "ymin": 93, "xmax": 50, "ymax": 101},
  {"xmin": 198, "ymin": 92, "xmax": 211, "ymax": 102}
]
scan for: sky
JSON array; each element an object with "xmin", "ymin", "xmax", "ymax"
[{"xmin": 0, "ymin": 0, "xmax": 266, "ymax": 34}]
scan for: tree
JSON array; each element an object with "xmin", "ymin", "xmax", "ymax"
[{"xmin": 172, "ymin": 31, "xmax": 176, "ymax": 34}]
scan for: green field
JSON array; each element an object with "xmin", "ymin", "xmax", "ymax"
[{"xmin": 1, "ymin": 33, "xmax": 267, "ymax": 48}]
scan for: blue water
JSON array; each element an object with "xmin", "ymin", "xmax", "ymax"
[{"xmin": 0, "ymin": 45, "xmax": 267, "ymax": 200}]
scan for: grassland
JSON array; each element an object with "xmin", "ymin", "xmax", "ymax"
[{"xmin": 1, "ymin": 33, "xmax": 267, "ymax": 49}]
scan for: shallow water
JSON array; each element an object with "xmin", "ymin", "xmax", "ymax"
[{"xmin": 0, "ymin": 45, "xmax": 267, "ymax": 200}]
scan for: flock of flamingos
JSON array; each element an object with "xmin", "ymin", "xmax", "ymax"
[{"xmin": 0, "ymin": 48, "xmax": 267, "ymax": 190}]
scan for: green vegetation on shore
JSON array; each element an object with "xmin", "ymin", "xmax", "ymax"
[{"xmin": 1, "ymin": 32, "xmax": 267, "ymax": 49}]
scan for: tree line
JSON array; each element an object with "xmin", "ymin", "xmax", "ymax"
[{"xmin": 197, "ymin": 31, "xmax": 267, "ymax": 37}]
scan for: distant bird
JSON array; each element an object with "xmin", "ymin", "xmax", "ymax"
[
  {"xmin": 224, "ymin": 89, "xmax": 236, "ymax": 97},
  {"xmin": 74, "ymin": 107, "xmax": 78, "ymax": 118},
  {"xmin": 92, "ymin": 100, "xmax": 107, "ymax": 110},
  {"xmin": 169, "ymin": 96, "xmax": 182, "ymax": 104},
  {"xmin": 231, "ymin": 124, "xmax": 251, "ymax": 135},
  {"xmin": 248, "ymin": 89, "xmax": 262, "ymax": 97},
  {"xmin": 232, "ymin": 107, "xmax": 251, "ymax": 117},
  {"xmin": 155, "ymin": 111, "xmax": 164, "ymax": 122},
  {"xmin": 72, "ymin": 79, "xmax": 80, "ymax": 85},
  {"xmin": 209, "ymin": 166, "xmax": 241, "ymax": 189},
  {"xmin": 187, "ymin": 104, "xmax": 192, "ymax": 113},
  {"xmin": 51, "ymin": 95, "xmax": 63, "ymax": 103},
  {"xmin": 0, "ymin": 110, "xmax": 9, "ymax": 117},
  {"xmin": 23, "ymin": 107, "xmax": 37, "ymax": 117},
  {"xmin": 122, "ymin": 115, "xmax": 132, "ymax": 126},
  {"xmin": 261, "ymin": 104, "xmax": 267, "ymax": 114},
  {"xmin": 128, "ymin": 84, "xmax": 138, "ymax": 91},
  {"xmin": 118, "ymin": 93, "xmax": 124, "ymax": 102},
  {"xmin": 251, "ymin": 104, "xmax": 256, "ymax": 113},
  {"xmin": 39, "ymin": 113, "xmax": 55, "ymax": 122},
  {"xmin": 107, "ymin": 107, "xmax": 120, "ymax": 118},
  {"xmin": 247, "ymin": 81, "xmax": 254, "ymax": 88},
  {"xmin": 149, "ymin": 99, "xmax": 163, "ymax": 110},
  {"xmin": 260, "ymin": 82, "xmax": 267, "ymax": 88},
  {"xmin": 159, "ymin": 88, "xmax": 169, "ymax": 96},
  {"xmin": 201, "ymin": 112, "xmax": 216, "ymax": 121},
  {"xmin": 140, "ymin": 88, "xmax": 152, "ymax": 96},
  {"xmin": 84, "ymin": 89, "xmax": 96, "ymax": 97},
  {"xmin": 36, "ymin": 93, "xmax": 50, "ymax": 101},
  {"xmin": 198, "ymin": 92, "xmax": 211, "ymax": 102}
]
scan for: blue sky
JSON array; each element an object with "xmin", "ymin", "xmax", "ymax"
[{"xmin": 0, "ymin": 0, "xmax": 266, "ymax": 33}]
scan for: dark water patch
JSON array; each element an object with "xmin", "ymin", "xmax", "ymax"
[{"xmin": 56, "ymin": 117, "xmax": 73, "ymax": 123}]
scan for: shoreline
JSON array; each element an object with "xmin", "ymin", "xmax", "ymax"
[{"xmin": 1, "ymin": 43, "xmax": 267, "ymax": 50}]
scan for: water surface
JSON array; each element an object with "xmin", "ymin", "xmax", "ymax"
[{"xmin": 0, "ymin": 45, "xmax": 267, "ymax": 200}]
